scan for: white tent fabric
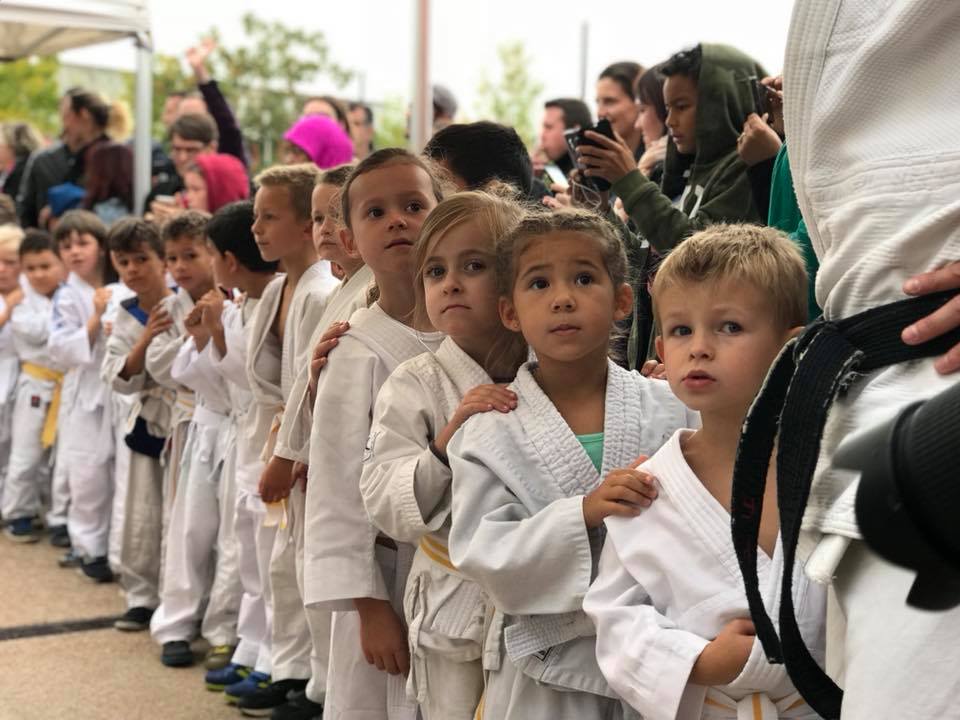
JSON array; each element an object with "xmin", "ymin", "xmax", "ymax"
[
  {"xmin": 0, "ymin": 0, "xmax": 150, "ymax": 60},
  {"xmin": 0, "ymin": 0, "xmax": 153, "ymax": 213}
]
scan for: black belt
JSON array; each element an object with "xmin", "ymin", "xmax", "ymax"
[{"xmin": 730, "ymin": 290, "xmax": 960, "ymax": 720}]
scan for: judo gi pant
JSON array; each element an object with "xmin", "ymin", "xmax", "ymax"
[
  {"xmin": 480, "ymin": 654, "xmax": 625, "ymax": 720},
  {"xmin": 231, "ymin": 490, "xmax": 274, "ymax": 674},
  {"xmin": 44, "ymin": 396, "xmax": 72, "ymax": 529},
  {"xmin": 830, "ymin": 540, "xmax": 960, "ymax": 719},
  {"xmin": 118, "ymin": 450, "xmax": 163, "ymax": 610},
  {"xmin": 108, "ymin": 394, "xmax": 135, "ymax": 569},
  {"xmin": 403, "ymin": 551, "xmax": 484, "ymax": 720},
  {"xmin": 151, "ymin": 419, "xmax": 235, "ymax": 646},
  {"xmin": 63, "ymin": 404, "xmax": 113, "ymax": 560},
  {"xmin": 322, "ymin": 545, "xmax": 417, "ymax": 720},
  {"xmin": 206, "ymin": 431, "xmax": 242, "ymax": 648},
  {"xmin": 268, "ymin": 485, "xmax": 313, "ymax": 681},
  {"xmin": 0, "ymin": 376, "xmax": 54, "ymax": 520}
]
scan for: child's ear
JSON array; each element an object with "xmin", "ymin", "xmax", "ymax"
[
  {"xmin": 340, "ymin": 228, "xmax": 359, "ymax": 259},
  {"xmin": 498, "ymin": 295, "xmax": 522, "ymax": 332},
  {"xmin": 654, "ymin": 335, "xmax": 665, "ymax": 363},
  {"xmin": 224, "ymin": 250, "xmax": 240, "ymax": 273},
  {"xmin": 613, "ymin": 282, "xmax": 634, "ymax": 323}
]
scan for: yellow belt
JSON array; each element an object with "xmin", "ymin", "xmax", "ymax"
[
  {"xmin": 418, "ymin": 534, "xmax": 458, "ymax": 573},
  {"xmin": 21, "ymin": 361, "xmax": 65, "ymax": 449}
]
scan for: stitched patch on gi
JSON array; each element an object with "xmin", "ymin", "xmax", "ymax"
[{"xmin": 30, "ymin": 395, "xmax": 41, "ymax": 408}]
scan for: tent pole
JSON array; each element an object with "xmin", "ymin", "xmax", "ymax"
[
  {"xmin": 133, "ymin": 31, "xmax": 153, "ymax": 214},
  {"xmin": 409, "ymin": 0, "xmax": 431, "ymax": 153}
]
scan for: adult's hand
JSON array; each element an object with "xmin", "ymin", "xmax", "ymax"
[
  {"xmin": 902, "ymin": 260, "xmax": 960, "ymax": 374},
  {"xmin": 186, "ymin": 38, "xmax": 216, "ymax": 84},
  {"xmin": 737, "ymin": 113, "xmax": 782, "ymax": 167},
  {"xmin": 577, "ymin": 130, "xmax": 637, "ymax": 185}
]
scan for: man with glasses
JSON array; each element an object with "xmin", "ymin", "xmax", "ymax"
[{"xmin": 144, "ymin": 114, "xmax": 218, "ymax": 221}]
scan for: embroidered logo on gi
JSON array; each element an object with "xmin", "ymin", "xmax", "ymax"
[
  {"xmin": 30, "ymin": 395, "xmax": 41, "ymax": 408},
  {"xmin": 363, "ymin": 430, "xmax": 381, "ymax": 464}
]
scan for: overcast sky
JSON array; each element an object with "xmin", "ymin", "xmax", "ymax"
[{"xmin": 62, "ymin": 0, "xmax": 796, "ymax": 117}]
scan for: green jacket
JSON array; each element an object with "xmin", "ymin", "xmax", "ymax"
[
  {"xmin": 612, "ymin": 43, "xmax": 766, "ymax": 253},
  {"xmin": 768, "ymin": 144, "xmax": 822, "ymax": 320}
]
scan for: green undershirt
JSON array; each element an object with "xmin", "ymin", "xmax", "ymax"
[{"xmin": 577, "ymin": 432, "xmax": 605, "ymax": 474}]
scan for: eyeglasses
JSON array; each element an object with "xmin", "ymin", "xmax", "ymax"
[{"xmin": 170, "ymin": 144, "xmax": 205, "ymax": 156}]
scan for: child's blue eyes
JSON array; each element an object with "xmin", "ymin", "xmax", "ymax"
[{"xmin": 721, "ymin": 321, "xmax": 743, "ymax": 333}]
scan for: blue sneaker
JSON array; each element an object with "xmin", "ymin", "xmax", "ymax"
[
  {"xmin": 4, "ymin": 517, "xmax": 38, "ymax": 543},
  {"xmin": 206, "ymin": 663, "xmax": 251, "ymax": 692},
  {"xmin": 224, "ymin": 671, "xmax": 270, "ymax": 705}
]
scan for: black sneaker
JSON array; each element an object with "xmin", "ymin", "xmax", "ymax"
[
  {"xmin": 58, "ymin": 550, "xmax": 82, "ymax": 568},
  {"xmin": 80, "ymin": 556, "xmax": 114, "ymax": 583},
  {"xmin": 161, "ymin": 640, "xmax": 195, "ymax": 667},
  {"xmin": 115, "ymin": 606, "xmax": 154, "ymax": 631},
  {"xmin": 238, "ymin": 678, "xmax": 308, "ymax": 717},
  {"xmin": 271, "ymin": 691, "xmax": 324, "ymax": 720},
  {"xmin": 49, "ymin": 525, "xmax": 70, "ymax": 548}
]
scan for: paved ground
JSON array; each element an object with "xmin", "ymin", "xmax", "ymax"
[{"xmin": 0, "ymin": 534, "xmax": 240, "ymax": 720}]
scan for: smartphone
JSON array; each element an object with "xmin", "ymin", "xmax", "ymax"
[
  {"xmin": 564, "ymin": 118, "xmax": 615, "ymax": 192},
  {"xmin": 154, "ymin": 194, "xmax": 176, "ymax": 205},
  {"xmin": 544, "ymin": 163, "xmax": 569, "ymax": 190}
]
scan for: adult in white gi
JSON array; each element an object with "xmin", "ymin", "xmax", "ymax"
[
  {"xmin": 783, "ymin": 2, "xmax": 960, "ymax": 716},
  {"xmin": 304, "ymin": 302, "xmax": 443, "ymax": 720},
  {"xmin": 584, "ymin": 430, "xmax": 826, "ymax": 720},
  {"xmin": 1, "ymin": 283, "xmax": 63, "ymax": 525},
  {"xmin": 448, "ymin": 360, "xmax": 694, "ymax": 720},
  {"xmin": 48, "ymin": 272, "xmax": 114, "ymax": 563},
  {"xmin": 359, "ymin": 338, "xmax": 492, "ymax": 718}
]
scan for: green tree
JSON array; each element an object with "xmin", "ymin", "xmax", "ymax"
[
  {"xmin": 474, "ymin": 41, "xmax": 544, "ymax": 149},
  {"xmin": 206, "ymin": 13, "xmax": 353, "ymax": 168},
  {"xmin": 122, "ymin": 53, "xmax": 193, "ymax": 139},
  {"xmin": 373, "ymin": 96, "xmax": 409, "ymax": 150},
  {"xmin": 0, "ymin": 56, "xmax": 62, "ymax": 136}
]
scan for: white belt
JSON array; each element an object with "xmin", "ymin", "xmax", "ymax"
[
  {"xmin": 193, "ymin": 403, "xmax": 227, "ymax": 428},
  {"xmin": 703, "ymin": 689, "xmax": 808, "ymax": 720}
]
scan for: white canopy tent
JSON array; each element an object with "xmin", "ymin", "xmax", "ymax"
[{"xmin": 0, "ymin": 0, "xmax": 153, "ymax": 211}]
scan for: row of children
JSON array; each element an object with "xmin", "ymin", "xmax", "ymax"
[{"xmin": 1, "ymin": 142, "xmax": 824, "ymax": 720}]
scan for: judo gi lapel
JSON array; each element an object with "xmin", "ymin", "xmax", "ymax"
[
  {"xmin": 434, "ymin": 338, "xmax": 491, "ymax": 400},
  {"xmin": 346, "ymin": 303, "xmax": 433, "ymax": 371},
  {"xmin": 514, "ymin": 359, "xmax": 638, "ymax": 498}
]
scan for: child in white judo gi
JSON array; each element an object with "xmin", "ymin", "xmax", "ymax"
[
  {"xmin": 263, "ymin": 164, "xmax": 376, "ymax": 720},
  {"xmin": 198, "ymin": 200, "xmax": 280, "ymax": 694},
  {"xmin": 101, "ymin": 218, "xmax": 175, "ymax": 632},
  {"xmin": 447, "ymin": 209, "xmax": 695, "ymax": 719},
  {"xmin": 583, "ymin": 225, "xmax": 826, "ymax": 720},
  {"xmin": 1, "ymin": 231, "xmax": 65, "ymax": 541},
  {"xmin": 48, "ymin": 210, "xmax": 119, "ymax": 581},
  {"xmin": 303, "ymin": 148, "xmax": 445, "ymax": 720},
  {"xmin": 145, "ymin": 211, "xmax": 226, "ymax": 668},
  {"xmin": 358, "ymin": 189, "xmax": 527, "ymax": 719},
  {"xmin": 225, "ymin": 164, "xmax": 339, "ymax": 715},
  {"xmin": 0, "ymin": 224, "xmax": 24, "ymax": 508}
]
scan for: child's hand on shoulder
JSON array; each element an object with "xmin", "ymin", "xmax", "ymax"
[
  {"xmin": 582, "ymin": 455, "xmax": 657, "ymax": 529},
  {"xmin": 354, "ymin": 598, "xmax": 410, "ymax": 676},
  {"xmin": 308, "ymin": 320, "xmax": 350, "ymax": 399},
  {"xmin": 690, "ymin": 618, "xmax": 756, "ymax": 686},
  {"xmin": 432, "ymin": 383, "xmax": 518, "ymax": 459}
]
